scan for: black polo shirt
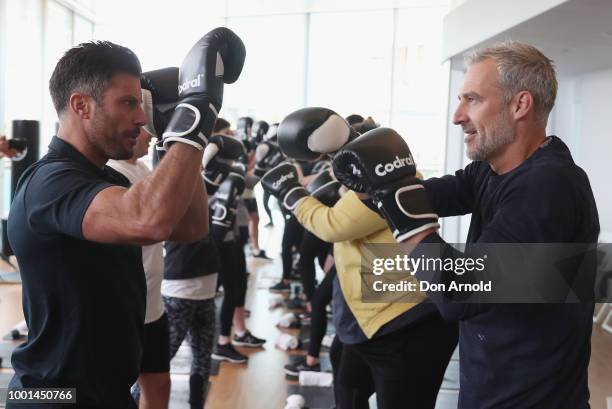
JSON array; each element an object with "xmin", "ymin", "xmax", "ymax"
[{"xmin": 7, "ymin": 136, "xmax": 145, "ymax": 409}]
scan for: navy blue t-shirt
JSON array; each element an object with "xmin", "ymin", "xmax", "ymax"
[
  {"xmin": 7, "ymin": 136, "xmax": 145, "ymax": 409},
  {"xmin": 420, "ymin": 136, "xmax": 598, "ymax": 409}
]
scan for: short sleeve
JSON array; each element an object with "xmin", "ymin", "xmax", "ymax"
[{"xmin": 24, "ymin": 163, "xmax": 115, "ymax": 238}]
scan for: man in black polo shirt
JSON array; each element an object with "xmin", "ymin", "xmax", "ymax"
[
  {"xmin": 333, "ymin": 42, "xmax": 599, "ymax": 408},
  {"xmin": 6, "ymin": 32, "xmax": 244, "ymax": 408}
]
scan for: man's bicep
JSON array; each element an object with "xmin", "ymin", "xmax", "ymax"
[{"xmin": 82, "ymin": 186, "xmax": 160, "ymax": 245}]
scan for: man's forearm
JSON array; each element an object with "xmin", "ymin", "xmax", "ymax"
[
  {"xmin": 170, "ymin": 175, "xmax": 209, "ymax": 241},
  {"xmin": 126, "ymin": 143, "xmax": 203, "ymax": 235}
]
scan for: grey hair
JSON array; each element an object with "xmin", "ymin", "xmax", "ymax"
[{"xmin": 465, "ymin": 41, "xmax": 557, "ymax": 125}]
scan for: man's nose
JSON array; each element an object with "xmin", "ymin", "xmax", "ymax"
[{"xmin": 453, "ymin": 104, "xmax": 466, "ymax": 126}]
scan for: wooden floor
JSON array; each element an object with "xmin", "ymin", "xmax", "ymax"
[{"xmin": 1, "ymin": 222, "xmax": 612, "ymax": 408}]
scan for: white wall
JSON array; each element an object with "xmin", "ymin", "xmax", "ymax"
[
  {"xmin": 552, "ymin": 68, "xmax": 612, "ymax": 235},
  {"xmin": 441, "ymin": 0, "xmax": 568, "ymax": 61}
]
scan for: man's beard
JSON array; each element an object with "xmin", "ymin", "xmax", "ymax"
[
  {"xmin": 466, "ymin": 109, "xmax": 516, "ymax": 161},
  {"xmin": 89, "ymin": 108, "xmax": 136, "ymax": 161}
]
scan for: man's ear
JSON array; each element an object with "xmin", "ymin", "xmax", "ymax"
[
  {"xmin": 512, "ymin": 91, "xmax": 534, "ymax": 121},
  {"xmin": 68, "ymin": 93, "xmax": 92, "ymax": 119}
]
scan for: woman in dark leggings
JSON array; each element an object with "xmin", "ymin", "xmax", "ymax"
[
  {"xmin": 212, "ymin": 230, "xmax": 266, "ymax": 364},
  {"xmin": 269, "ymin": 210, "xmax": 305, "ymax": 292},
  {"xmin": 298, "ymin": 231, "xmax": 332, "ymax": 302},
  {"xmin": 284, "ymin": 265, "xmax": 334, "ymax": 375}
]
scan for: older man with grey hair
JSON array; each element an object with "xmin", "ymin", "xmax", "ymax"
[{"xmin": 332, "ymin": 41, "xmax": 598, "ymax": 409}]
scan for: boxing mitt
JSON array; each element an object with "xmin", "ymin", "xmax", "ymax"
[
  {"xmin": 278, "ymin": 107, "xmax": 359, "ymax": 161},
  {"xmin": 332, "ymin": 127, "xmax": 439, "ymax": 241},
  {"xmin": 260, "ymin": 163, "xmax": 308, "ymax": 211}
]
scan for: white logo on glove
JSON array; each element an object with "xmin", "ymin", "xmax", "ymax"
[
  {"xmin": 350, "ymin": 164, "xmax": 362, "ymax": 177},
  {"xmin": 374, "ymin": 155, "xmax": 415, "ymax": 177},
  {"xmin": 178, "ymin": 73, "xmax": 204, "ymax": 94},
  {"xmin": 273, "ymin": 172, "xmax": 295, "ymax": 189}
]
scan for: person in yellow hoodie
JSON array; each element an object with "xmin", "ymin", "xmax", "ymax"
[{"xmin": 261, "ymin": 108, "xmax": 458, "ymax": 409}]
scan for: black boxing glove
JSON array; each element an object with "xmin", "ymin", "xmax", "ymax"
[
  {"xmin": 253, "ymin": 142, "xmax": 285, "ymax": 178},
  {"xmin": 236, "ymin": 116, "xmax": 253, "ymax": 140},
  {"xmin": 278, "ymin": 107, "xmax": 359, "ymax": 161},
  {"xmin": 250, "ymin": 120, "xmax": 269, "ymax": 146},
  {"xmin": 312, "ymin": 160, "xmax": 332, "ymax": 174},
  {"xmin": 201, "ymin": 135, "xmax": 245, "ymax": 191},
  {"xmin": 163, "ymin": 27, "xmax": 246, "ymax": 150},
  {"xmin": 307, "ymin": 169, "xmax": 340, "ymax": 206},
  {"xmin": 210, "ymin": 172, "xmax": 244, "ymax": 242},
  {"xmin": 307, "ymin": 169, "xmax": 334, "ymax": 192},
  {"xmin": 202, "ymin": 160, "xmax": 231, "ymax": 195},
  {"xmin": 260, "ymin": 163, "xmax": 308, "ymax": 211},
  {"xmin": 264, "ymin": 123, "xmax": 279, "ymax": 143},
  {"xmin": 141, "ymin": 67, "xmax": 179, "ymax": 139},
  {"xmin": 332, "ymin": 127, "xmax": 439, "ymax": 242},
  {"xmin": 310, "ymin": 180, "xmax": 341, "ymax": 207},
  {"xmin": 208, "ymin": 134, "xmax": 247, "ymax": 161}
]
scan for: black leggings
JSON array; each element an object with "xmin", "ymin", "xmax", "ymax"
[
  {"xmin": 329, "ymin": 336, "xmax": 374, "ymax": 409},
  {"xmin": 281, "ymin": 213, "xmax": 304, "ymax": 280},
  {"xmin": 218, "ymin": 240, "xmax": 248, "ymax": 336},
  {"xmin": 297, "ymin": 230, "xmax": 332, "ymax": 300},
  {"xmin": 262, "ymin": 190, "xmax": 273, "ymax": 223},
  {"xmin": 348, "ymin": 313, "xmax": 458, "ymax": 409},
  {"xmin": 307, "ymin": 267, "xmax": 335, "ymax": 358}
]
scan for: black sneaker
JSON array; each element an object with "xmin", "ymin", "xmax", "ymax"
[
  {"xmin": 253, "ymin": 250, "xmax": 273, "ymax": 260},
  {"xmin": 233, "ymin": 330, "xmax": 266, "ymax": 348},
  {"xmin": 212, "ymin": 343, "xmax": 248, "ymax": 363},
  {"xmin": 286, "ymin": 297, "xmax": 305, "ymax": 310},
  {"xmin": 284, "ymin": 356, "xmax": 321, "ymax": 376},
  {"xmin": 269, "ymin": 281, "xmax": 290, "ymax": 292}
]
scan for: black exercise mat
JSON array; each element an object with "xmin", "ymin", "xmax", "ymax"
[{"xmin": 286, "ymin": 384, "xmax": 335, "ymax": 409}]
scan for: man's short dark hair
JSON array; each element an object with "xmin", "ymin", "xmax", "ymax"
[
  {"xmin": 214, "ymin": 117, "xmax": 231, "ymax": 133},
  {"xmin": 49, "ymin": 41, "xmax": 142, "ymax": 116},
  {"xmin": 345, "ymin": 114, "xmax": 364, "ymax": 126}
]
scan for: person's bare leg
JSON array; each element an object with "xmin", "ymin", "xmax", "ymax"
[
  {"xmin": 248, "ymin": 212, "xmax": 260, "ymax": 252},
  {"xmin": 306, "ymin": 355, "xmax": 320, "ymax": 366},
  {"xmin": 233, "ymin": 306, "xmax": 246, "ymax": 334},
  {"xmin": 138, "ymin": 372, "xmax": 170, "ymax": 409}
]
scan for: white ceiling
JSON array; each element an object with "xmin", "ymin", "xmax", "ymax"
[{"xmin": 449, "ymin": 0, "xmax": 612, "ymax": 77}]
